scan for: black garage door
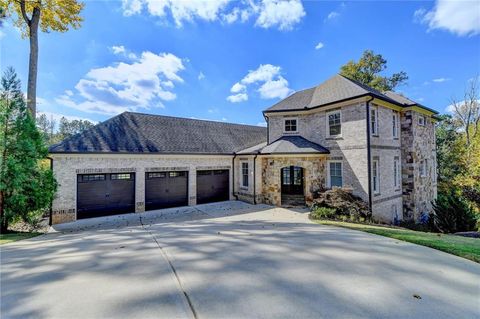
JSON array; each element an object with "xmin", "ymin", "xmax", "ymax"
[
  {"xmin": 145, "ymin": 171, "xmax": 188, "ymax": 211},
  {"xmin": 196, "ymin": 170, "xmax": 229, "ymax": 204},
  {"xmin": 77, "ymin": 173, "xmax": 135, "ymax": 219}
]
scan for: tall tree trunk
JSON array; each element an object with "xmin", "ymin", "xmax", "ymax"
[
  {"xmin": 26, "ymin": 7, "xmax": 41, "ymax": 117},
  {"xmin": 0, "ymin": 192, "xmax": 7, "ymax": 234}
]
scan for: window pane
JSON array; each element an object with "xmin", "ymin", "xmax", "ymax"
[{"xmin": 331, "ymin": 176, "xmax": 342, "ymax": 187}]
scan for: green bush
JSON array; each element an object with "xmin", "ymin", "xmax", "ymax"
[
  {"xmin": 310, "ymin": 206, "xmax": 337, "ymax": 220},
  {"xmin": 432, "ymin": 190, "xmax": 477, "ymax": 233}
]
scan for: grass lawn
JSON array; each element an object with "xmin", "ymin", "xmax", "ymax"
[
  {"xmin": 314, "ymin": 220, "xmax": 480, "ymax": 263},
  {"xmin": 0, "ymin": 232, "xmax": 41, "ymax": 245}
]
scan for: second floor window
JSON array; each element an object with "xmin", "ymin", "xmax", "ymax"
[
  {"xmin": 284, "ymin": 118, "xmax": 297, "ymax": 132},
  {"xmin": 371, "ymin": 107, "xmax": 378, "ymax": 136},
  {"xmin": 327, "ymin": 110, "xmax": 341, "ymax": 137},
  {"xmin": 241, "ymin": 162, "xmax": 249, "ymax": 188},
  {"xmin": 392, "ymin": 111, "xmax": 399, "ymax": 138},
  {"xmin": 418, "ymin": 115, "xmax": 426, "ymax": 126}
]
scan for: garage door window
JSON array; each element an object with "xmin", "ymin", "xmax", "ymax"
[
  {"xmin": 169, "ymin": 171, "xmax": 186, "ymax": 178},
  {"xmin": 111, "ymin": 173, "xmax": 133, "ymax": 180},
  {"xmin": 197, "ymin": 170, "xmax": 211, "ymax": 176},
  {"xmin": 80, "ymin": 174, "xmax": 105, "ymax": 182},
  {"xmin": 147, "ymin": 172, "xmax": 166, "ymax": 179}
]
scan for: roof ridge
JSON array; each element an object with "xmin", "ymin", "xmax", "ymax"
[{"xmin": 125, "ymin": 111, "xmax": 265, "ymax": 129}]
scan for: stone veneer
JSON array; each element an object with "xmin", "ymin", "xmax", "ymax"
[
  {"xmin": 401, "ymin": 110, "xmax": 437, "ymax": 221},
  {"xmin": 261, "ymin": 156, "xmax": 326, "ymax": 206}
]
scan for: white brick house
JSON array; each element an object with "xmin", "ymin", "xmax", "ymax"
[{"xmin": 49, "ymin": 74, "xmax": 438, "ymax": 224}]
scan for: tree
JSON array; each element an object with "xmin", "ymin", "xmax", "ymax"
[
  {"xmin": 449, "ymin": 77, "xmax": 480, "ymax": 148},
  {"xmin": 36, "ymin": 112, "xmax": 55, "ymax": 143},
  {"xmin": 0, "ymin": 67, "xmax": 56, "ymax": 233},
  {"xmin": 1, "ymin": 0, "xmax": 84, "ymax": 116},
  {"xmin": 435, "ymin": 114, "xmax": 463, "ymax": 188},
  {"xmin": 58, "ymin": 116, "xmax": 94, "ymax": 139},
  {"xmin": 340, "ymin": 50, "xmax": 408, "ymax": 92}
]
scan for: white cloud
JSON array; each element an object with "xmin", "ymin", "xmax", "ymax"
[
  {"xmin": 110, "ymin": 45, "xmax": 138, "ymax": 60},
  {"xmin": 227, "ymin": 64, "xmax": 292, "ymax": 102},
  {"xmin": 432, "ymin": 77, "xmax": 450, "ymax": 83},
  {"xmin": 121, "ymin": 0, "xmax": 306, "ymax": 31},
  {"xmin": 255, "ymin": 0, "xmax": 305, "ymax": 31},
  {"xmin": 0, "ymin": 30, "xmax": 5, "ymax": 40},
  {"xmin": 326, "ymin": 11, "xmax": 339, "ymax": 20},
  {"xmin": 111, "ymin": 45, "xmax": 126, "ymax": 54},
  {"xmin": 227, "ymin": 93, "xmax": 248, "ymax": 103},
  {"xmin": 414, "ymin": 0, "xmax": 480, "ymax": 36},
  {"xmin": 198, "ymin": 72, "xmax": 205, "ymax": 80},
  {"xmin": 315, "ymin": 42, "xmax": 324, "ymax": 50},
  {"xmin": 230, "ymin": 82, "xmax": 246, "ymax": 93},
  {"xmin": 56, "ymin": 50, "xmax": 185, "ymax": 115}
]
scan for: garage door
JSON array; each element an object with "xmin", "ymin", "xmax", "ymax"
[
  {"xmin": 196, "ymin": 170, "xmax": 229, "ymax": 204},
  {"xmin": 77, "ymin": 173, "xmax": 135, "ymax": 219},
  {"xmin": 145, "ymin": 171, "xmax": 188, "ymax": 211}
]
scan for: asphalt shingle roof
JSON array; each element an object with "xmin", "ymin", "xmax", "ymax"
[
  {"xmin": 49, "ymin": 112, "xmax": 267, "ymax": 154},
  {"xmin": 264, "ymin": 74, "xmax": 435, "ymax": 113},
  {"xmin": 237, "ymin": 136, "xmax": 329, "ymax": 155}
]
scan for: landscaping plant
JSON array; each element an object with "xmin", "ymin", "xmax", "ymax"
[{"xmin": 0, "ymin": 68, "xmax": 57, "ymax": 233}]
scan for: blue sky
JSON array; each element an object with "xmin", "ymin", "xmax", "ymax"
[{"xmin": 1, "ymin": 0, "xmax": 479, "ymax": 126}]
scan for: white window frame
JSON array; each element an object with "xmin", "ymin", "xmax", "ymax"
[
  {"xmin": 372, "ymin": 159, "xmax": 380, "ymax": 194},
  {"xmin": 283, "ymin": 117, "xmax": 298, "ymax": 134},
  {"xmin": 370, "ymin": 106, "xmax": 378, "ymax": 136},
  {"xmin": 241, "ymin": 161, "xmax": 249, "ymax": 188},
  {"xmin": 392, "ymin": 111, "xmax": 399, "ymax": 139},
  {"xmin": 326, "ymin": 109, "xmax": 342, "ymax": 138},
  {"xmin": 327, "ymin": 160, "xmax": 343, "ymax": 188},
  {"xmin": 418, "ymin": 115, "xmax": 426, "ymax": 126},
  {"xmin": 394, "ymin": 157, "xmax": 401, "ymax": 190}
]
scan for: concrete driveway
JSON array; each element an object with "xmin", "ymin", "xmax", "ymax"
[{"xmin": 1, "ymin": 201, "xmax": 479, "ymax": 319}]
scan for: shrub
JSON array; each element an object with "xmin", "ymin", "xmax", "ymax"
[
  {"xmin": 432, "ymin": 191, "xmax": 477, "ymax": 233},
  {"xmin": 310, "ymin": 206, "xmax": 337, "ymax": 220},
  {"xmin": 310, "ymin": 188, "xmax": 371, "ymax": 222}
]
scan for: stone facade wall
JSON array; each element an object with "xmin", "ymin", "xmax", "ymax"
[
  {"xmin": 233, "ymin": 155, "xmax": 263, "ymax": 204},
  {"xmin": 50, "ymin": 154, "xmax": 233, "ymax": 224},
  {"xmin": 401, "ymin": 110, "xmax": 437, "ymax": 221},
  {"xmin": 261, "ymin": 156, "xmax": 326, "ymax": 206}
]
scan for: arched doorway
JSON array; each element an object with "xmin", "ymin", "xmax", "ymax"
[{"xmin": 281, "ymin": 166, "xmax": 305, "ymax": 206}]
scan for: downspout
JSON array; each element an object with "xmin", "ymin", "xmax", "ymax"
[
  {"xmin": 365, "ymin": 96, "xmax": 375, "ymax": 212},
  {"xmin": 253, "ymin": 153, "xmax": 258, "ymax": 204},
  {"xmin": 47, "ymin": 156, "xmax": 53, "ymax": 226},
  {"xmin": 263, "ymin": 113, "xmax": 269, "ymax": 144},
  {"xmin": 232, "ymin": 154, "xmax": 238, "ymax": 200}
]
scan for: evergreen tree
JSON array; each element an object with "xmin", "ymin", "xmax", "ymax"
[{"xmin": 0, "ymin": 68, "xmax": 56, "ymax": 233}]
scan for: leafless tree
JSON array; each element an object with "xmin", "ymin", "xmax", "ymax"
[{"xmin": 450, "ymin": 77, "xmax": 480, "ymax": 147}]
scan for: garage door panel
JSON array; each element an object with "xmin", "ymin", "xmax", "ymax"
[
  {"xmin": 77, "ymin": 173, "xmax": 135, "ymax": 219},
  {"xmin": 145, "ymin": 171, "xmax": 188, "ymax": 211},
  {"xmin": 196, "ymin": 170, "xmax": 229, "ymax": 204}
]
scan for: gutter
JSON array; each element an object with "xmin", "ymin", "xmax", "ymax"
[
  {"xmin": 365, "ymin": 96, "xmax": 375, "ymax": 212},
  {"xmin": 263, "ymin": 113, "xmax": 269, "ymax": 144},
  {"xmin": 232, "ymin": 154, "xmax": 238, "ymax": 200},
  {"xmin": 253, "ymin": 153, "xmax": 258, "ymax": 204},
  {"xmin": 47, "ymin": 156, "xmax": 53, "ymax": 226}
]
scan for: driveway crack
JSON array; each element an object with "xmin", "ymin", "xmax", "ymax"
[{"xmin": 139, "ymin": 215, "xmax": 198, "ymax": 319}]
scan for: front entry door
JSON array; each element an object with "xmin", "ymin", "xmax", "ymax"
[{"xmin": 281, "ymin": 166, "xmax": 304, "ymax": 195}]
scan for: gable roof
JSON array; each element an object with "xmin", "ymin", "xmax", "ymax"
[
  {"xmin": 237, "ymin": 136, "xmax": 329, "ymax": 155},
  {"xmin": 49, "ymin": 112, "xmax": 267, "ymax": 154},
  {"xmin": 264, "ymin": 74, "xmax": 438, "ymax": 114}
]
